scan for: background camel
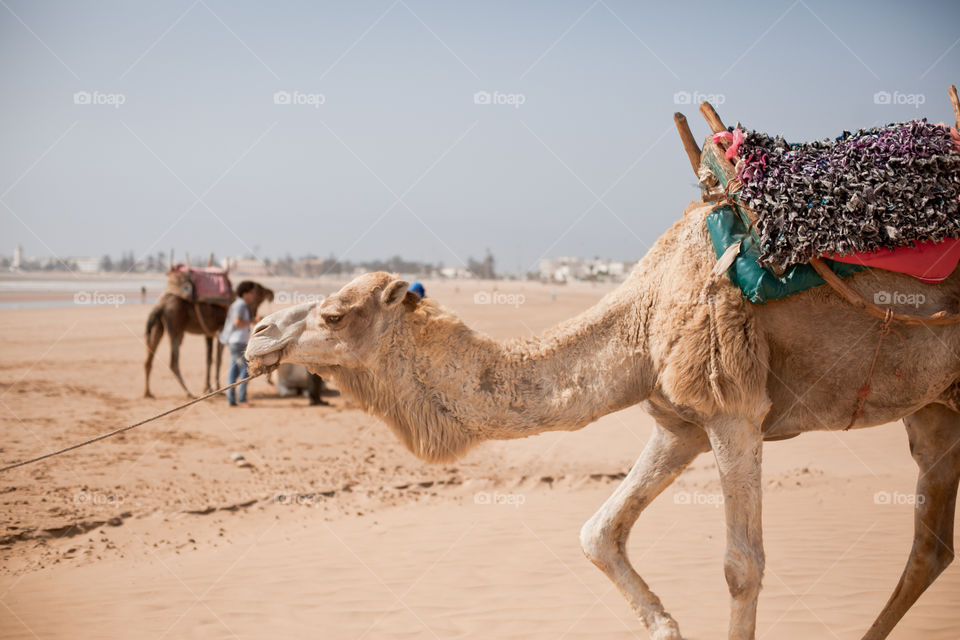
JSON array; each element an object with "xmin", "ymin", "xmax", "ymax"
[
  {"xmin": 245, "ymin": 203, "xmax": 960, "ymax": 640},
  {"xmin": 144, "ymin": 277, "xmax": 273, "ymax": 398}
]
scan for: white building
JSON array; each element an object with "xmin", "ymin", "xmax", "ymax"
[
  {"xmin": 439, "ymin": 267, "xmax": 473, "ymax": 279},
  {"xmin": 73, "ymin": 257, "xmax": 100, "ymax": 273},
  {"xmin": 230, "ymin": 257, "xmax": 270, "ymax": 276},
  {"xmin": 538, "ymin": 257, "xmax": 633, "ymax": 283}
]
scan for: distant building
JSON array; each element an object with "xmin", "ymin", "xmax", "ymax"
[
  {"xmin": 11, "ymin": 244, "xmax": 22, "ymax": 271},
  {"xmin": 538, "ymin": 257, "xmax": 633, "ymax": 283},
  {"xmin": 439, "ymin": 266, "xmax": 473, "ymax": 279},
  {"xmin": 73, "ymin": 257, "xmax": 100, "ymax": 274},
  {"xmin": 230, "ymin": 257, "xmax": 270, "ymax": 276}
]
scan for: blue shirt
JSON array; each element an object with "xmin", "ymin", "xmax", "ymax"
[{"xmin": 220, "ymin": 298, "xmax": 251, "ymax": 345}]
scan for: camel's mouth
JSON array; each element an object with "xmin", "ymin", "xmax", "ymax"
[
  {"xmin": 245, "ymin": 300, "xmax": 315, "ymax": 376},
  {"xmin": 246, "ymin": 348, "xmax": 283, "ymax": 376}
]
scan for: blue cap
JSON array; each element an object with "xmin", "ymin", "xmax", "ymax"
[{"xmin": 409, "ymin": 282, "xmax": 426, "ymax": 299}]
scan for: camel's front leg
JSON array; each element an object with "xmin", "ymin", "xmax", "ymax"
[
  {"xmin": 706, "ymin": 414, "xmax": 765, "ymax": 640},
  {"xmin": 168, "ymin": 330, "xmax": 194, "ymax": 398},
  {"xmin": 580, "ymin": 421, "xmax": 710, "ymax": 640}
]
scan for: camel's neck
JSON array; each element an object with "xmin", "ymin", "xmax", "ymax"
[{"xmin": 335, "ymin": 277, "xmax": 655, "ymax": 462}]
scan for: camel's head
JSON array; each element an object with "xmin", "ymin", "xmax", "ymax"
[
  {"xmin": 245, "ymin": 272, "xmax": 416, "ymax": 376},
  {"xmin": 165, "ymin": 266, "xmax": 192, "ymax": 295},
  {"xmin": 248, "ymin": 282, "xmax": 275, "ymax": 313}
]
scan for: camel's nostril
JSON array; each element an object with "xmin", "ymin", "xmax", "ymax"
[{"xmin": 253, "ymin": 323, "xmax": 271, "ymax": 336}]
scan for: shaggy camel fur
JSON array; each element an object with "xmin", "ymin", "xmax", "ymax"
[
  {"xmin": 144, "ymin": 279, "xmax": 274, "ymax": 398},
  {"xmin": 246, "ymin": 202, "xmax": 960, "ymax": 640}
]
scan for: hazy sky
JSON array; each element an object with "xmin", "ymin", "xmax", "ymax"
[{"xmin": 2, "ymin": 0, "xmax": 959, "ymax": 274}]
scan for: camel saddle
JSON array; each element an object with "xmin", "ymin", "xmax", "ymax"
[
  {"xmin": 685, "ymin": 97, "xmax": 960, "ymax": 327},
  {"xmin": 164, "ymin": 265, "xmax": 233, "ymax": 307}
]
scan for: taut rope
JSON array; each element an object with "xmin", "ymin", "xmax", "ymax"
[{"xmin": 0, "ymin": 374, "xmax": 260, "ymax": 473}]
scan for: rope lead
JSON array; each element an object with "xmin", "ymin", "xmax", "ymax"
[{"xmin": 0, "ymin": 374, "xmax": 260, "ymax": 473}]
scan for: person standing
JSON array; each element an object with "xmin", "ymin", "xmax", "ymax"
[{"xmin": 220, "ymin": 281, "xmax": 259, "ymax": 406}]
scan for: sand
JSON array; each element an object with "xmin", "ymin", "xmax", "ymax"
[{"xmin": 0, "ymin": 277, "xmax": 957, "ymax": 639}]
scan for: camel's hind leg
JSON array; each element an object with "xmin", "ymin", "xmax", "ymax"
[
  {"xmin": 580, "ymin": 420, "xmax": 710, "ymax": 640},
  {"xmin": 214, "ymin": 341, "xmax": 224, "ymax": 391},
  {"xmin": 167, "ymin": 328, "xmax": 194, "ymax": 398},
  {"xmin": 862, "ymin": 403, "xmax": 960, "ymax": 640},
  {"xmin": 203, "ymin": 336, "xmax": 213, "ymax": 393},
  {"xmin": 144, "ymin": 312, "xmax": 164, "ymax": 398}
]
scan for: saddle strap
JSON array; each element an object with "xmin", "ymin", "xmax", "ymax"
[
  {"xmin": 809, "ymin": 257, "xmax": 960, "ymax": 326},
  {"xmin": 194, "ymin": 302, "xmax": 218, "ymax": 338}
]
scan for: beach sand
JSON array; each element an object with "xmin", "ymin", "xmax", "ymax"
[{"xmin": 1, "ymin": 278, "xmax": 957, "ymax": 639}]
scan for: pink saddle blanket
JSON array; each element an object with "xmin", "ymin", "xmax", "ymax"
[{"xmin": 174, "ymin": 265, "xmax": 233, "ymax": 301}]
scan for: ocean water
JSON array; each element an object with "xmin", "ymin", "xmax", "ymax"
[{"xmin": 0, "ymin": 275, "xmax": 166, "ymax": 309}]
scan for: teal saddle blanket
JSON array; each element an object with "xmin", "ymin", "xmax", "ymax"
[{"xmin": 705, "ymin": 203, "xmax": 864, "ymax": 304}]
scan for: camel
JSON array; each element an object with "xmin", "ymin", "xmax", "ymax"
[
  {"xmin": 244, "ymin": 204, "xmax": 960, "ymax": 639},
  {"xmin": 144, "ymin": 271, "xmax": 274, "ymax": 398}
]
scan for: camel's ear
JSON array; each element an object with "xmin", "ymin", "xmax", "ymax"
[{"xmin": 381, "ymin": 279, "xmax": 410, "ymax": 308}]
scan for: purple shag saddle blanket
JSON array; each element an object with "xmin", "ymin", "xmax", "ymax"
[{"xmin": 735, "ymin": 119, "xmax": 960, "ymax": 271}]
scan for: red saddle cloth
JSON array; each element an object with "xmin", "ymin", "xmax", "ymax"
[
  {"xmin": 825, "ymin": 237, "xmax": 960, "ymax": 283},
  {"xmin": 175, "ymin": 265, "xmax": 233, "ymax": 301}
]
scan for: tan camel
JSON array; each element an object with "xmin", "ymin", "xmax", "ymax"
[{"xmin": 245, "ymin": 203, "xmax": 960, "ymax": 640}]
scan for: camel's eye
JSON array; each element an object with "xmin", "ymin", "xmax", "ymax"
[{"xmin": 322, "ymin": 313, "xmax": 342, "ymax": 326}]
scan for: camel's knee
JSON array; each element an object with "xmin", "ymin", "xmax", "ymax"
[
  {"xmin": 918, "ymin": 538, "xmax": 955, "ymax": 580},
  {"xmin": 934, "ymin": 546, "xmax": 954, "ymax": 577},
  {"xmin": 724, "ymin": 545, "xmax": 764, "ymax": 600},
  {"xmin": 579, "ymin": 516, "xmax": 619, "ymax": 571}
]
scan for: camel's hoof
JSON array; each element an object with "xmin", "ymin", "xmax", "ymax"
[{"xmin": 649, "ymin": 614, "xmax": 683, "ymax": 640}]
